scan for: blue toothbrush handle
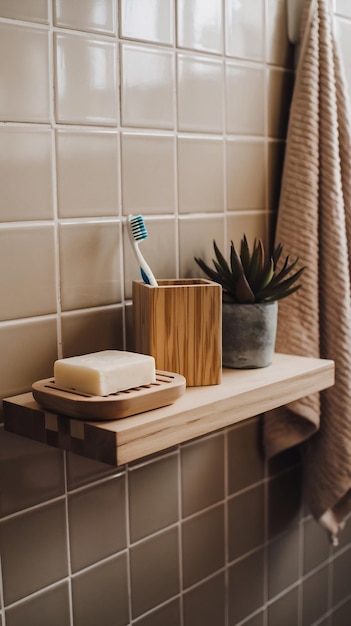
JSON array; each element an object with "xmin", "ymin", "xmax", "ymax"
[{"xmin": 140, "ymin": 267, "xmax": 151, "ymax": 284}]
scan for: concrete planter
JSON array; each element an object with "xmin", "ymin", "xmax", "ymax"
[{"xmin": 222, "ymin": 300, "xmax": 278, "ymax": 369}]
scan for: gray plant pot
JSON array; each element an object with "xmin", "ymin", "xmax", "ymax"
[{"xmin": 222, "ymin": 300, "xmax": 278, "ymax": 369}]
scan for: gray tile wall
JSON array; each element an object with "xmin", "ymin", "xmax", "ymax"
[
  {"xmin": 1, "ymin": 1, "xmax": 351, "ymax": 625},
  {"xmin": 1, "ymin": 421, "xmax": 351, "ymax": 625}
]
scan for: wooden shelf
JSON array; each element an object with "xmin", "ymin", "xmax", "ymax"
[{"xmin": 3, "ymin": 353, "xmax": 334, "ymax": 467}]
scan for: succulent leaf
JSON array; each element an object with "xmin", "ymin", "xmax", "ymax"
[
  {"xmin": 194, "ymin": 237, "xmax": 305, "ymax": 304},
  {"xmin": 269, "ymin": 257, "xmax": 298, "ymax": 286},
  {"xmin": 272, "ymin": 243, "xmax": 283, "ymax": 266},
  {"xmin": 235, "ymin": 274, "xmax": 256, "ymax": 303},
  {"xmin": 213, "ymin": 258, "xmax": 231, "ymax": 280},
  {"xmin": 263, "ymin": 284, "xmax": 302, "ymax": 302},
  {"xmin": 257, "ymin": 258, "xmax": 274, "ymax": 291},
  {"xmin": 239, "ymin": 236, "xmax": 251, "ymax": 272},
  {"xmin": 213, "ymin": 240, "xmax": 231, "ymax": 275},
  {"xmin": 194, "ymin": 257, "xmax": 221, "ymax": 283},
  {"xmin": 230, "ymin": 240, "xmax": 245, "ymax": 276},
  {"xmin": 257, "ymin": 267, "xmax": 305, "ymax": 300},
  {"xmin": 248, "ymin": 239, "xmax": 265, "ymax": 292}
]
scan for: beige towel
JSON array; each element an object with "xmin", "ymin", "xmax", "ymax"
[{"xmin": 264, "ymin": 0, "xmax": 351, "ymax": 544}]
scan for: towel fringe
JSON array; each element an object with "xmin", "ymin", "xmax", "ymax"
[{"xmin": 318, "ymin": 510, "xmax": 346, "ymax": 546}]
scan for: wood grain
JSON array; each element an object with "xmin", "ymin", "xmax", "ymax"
[
  {"xmin": 3, "ymin": 354, "xmax": 334, "ymax": 467},
  {"xmin": 133, "ymin": 279, "xmax": 222, "ymax": 386},
  {"xmin": 31, "ymin": 371, "xmax": 186, "ymax": 420}
]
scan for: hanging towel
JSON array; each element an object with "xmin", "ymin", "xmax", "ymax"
[{"xmin": 264, "ymin": 0, "xmax": 351, "ymax": 544}]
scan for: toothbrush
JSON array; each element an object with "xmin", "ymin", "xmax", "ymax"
[{"xmin": 127, "ymin": 215, "xmax": 158, "ymax": 286}]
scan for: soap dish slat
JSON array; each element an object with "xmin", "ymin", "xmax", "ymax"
[{"xmin": 32, "ymin": 370, "xmax": 186, "ymax": 421}]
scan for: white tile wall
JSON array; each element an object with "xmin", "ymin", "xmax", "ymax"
[
  {"xmin": 120, "ymin": 0, "xmax": 174, "ymax": 45},
  {"xmin": 0, "ymin": 224, "xmax": 57, "ymax": 320},
  {"xmin": 225, "ymin": 0, "xmax": 264, "ymax": 60},
  {"xmin": 177, "ymin": 53, "xmax": 224, "ymax": 132},
  {"xmin": 226, "ymin": 139, "xmax": 266, "ymax": 211},
  {"xmin": 225, "ymin": 63, "xmax": 265, "ymax": 134},
  {"xmin": 56, "ymin": 129, "xmax": 119, "ymax": 218},
  {"xmin": 0, "ymin": 0, "xmax": 292, "ymax": 397},
  {"xmin": 177, "ymin": 0, "xmax": 223, "ymax": 54},
  {"xmin": 58, "ymin": 220, "xmax": 122, "ymax": 310},
  {"xmin": 177, "ymin": 136, "xmax": 224, "ymax": 213},
  {"xmin": 0, "ymin": 0, "xmax": 48, "ymax": 23},
  {"xmin": 0, "ymin": 0, "xmax": 295, "ymax": 401},
  {"xmin": 121, "ymin": 131, "xmax": 175, "ymax": 214},
  {"xmin": 54, "ymin": 0, "xmax": 117, "ymax": 34},
  {"xmin": 121, "ymin": 43, "xmax": 175, "ymax": 128},
  {"xmin": 54, "ymin": 32, "xmax": 118, "ymax": 125},
  {"xmin": 0, "ymin": 23, "xmax": 50, "ymax": 122},
  {"xmin": 0, "ymin": 128, "xmax": 54, "ymax": 221}
]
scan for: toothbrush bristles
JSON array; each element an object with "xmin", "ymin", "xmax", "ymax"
[{"xmin": 129, "ymin": 215, "xmax": 149, "ymax": 241}]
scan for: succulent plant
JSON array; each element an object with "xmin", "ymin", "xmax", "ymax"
[{"xmin": 194, "ymin": 235, "xmax": 305, "ymax": 304}]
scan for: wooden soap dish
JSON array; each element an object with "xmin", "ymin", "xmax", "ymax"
[{"xmin": 32, "ymin": 370, "xmax": 186, "ymax": 421}]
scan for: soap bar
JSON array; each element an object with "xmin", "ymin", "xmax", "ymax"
[{"xmin": 54, "ymin": 350, "xmax": 156, "ymax": 396}]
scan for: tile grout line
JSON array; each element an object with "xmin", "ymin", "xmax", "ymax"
[
  {"xmin": 0, "ymin": 552, "xmax": 5, "ymax": 626},
  {"xmin": 48, "ymin": 3, "xmax": 63, "ymax": 361},
  {"xmin": 115, "ymin": 12, "xmax": 127, "ymax": 342},
  {"xmin": 0, "ymin": 493, "xmax": 67, "ymax": 524},
  {"xmin": 131, "ymin": 595, "xmax": 180, "ymax": 625},
  {"xmin": 124, "ymin": 466, "xmax": 133, "ymax": 624},
  {"xmin": 263, "ymin": 0, "xmax": 270, "ymax": 246},
  {"xmin": 0, "ymin": 469, "xmax": 125, "ymax": 524},
  {"xmin": 172, "ymin": 4, "xmax": 180, "ymax": 280},
  {"xmin": 224, "ymin": 426, "xmax": 230, "ymax": 626},
  {"xmin": 263, "ymin": 450, "xmax": 269, "ymax": 626},
  {"xmin": 9, "ymin": 561, "xmax": 315, "ymax": 625},
  {"xmin": 2, "ymin": 4, "xmax": 351, "ymax": 625},
  {"xmin": 328, "ymin": 540, "xmax": 334, "ymax": 622},
  {"xmin": 1, "ymin": 576, "xmax": 72, "ymax": 612},
  {"xmin": 297, "ymin": 513, "xmax": 304, "ymax": 626},
  {"xmin": 177, "ymin": 445, "xmax": 185, "ymax": 626},
  {"xmin": 63, "ymin": 452, "xmax": 74, "ymax": 626},
  {"xmin": 222, "ymin": 0, "xmax": 228, "ymax": 250}
]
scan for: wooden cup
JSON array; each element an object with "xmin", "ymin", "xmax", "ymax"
[{"xmin": 133, "ymin": 279, "xmax": 222, "ymax": 386}]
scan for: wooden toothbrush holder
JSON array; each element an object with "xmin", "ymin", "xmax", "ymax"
[{"xmin": 133, "ymin": 279, "xmax": 222, "ymax": 386}]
